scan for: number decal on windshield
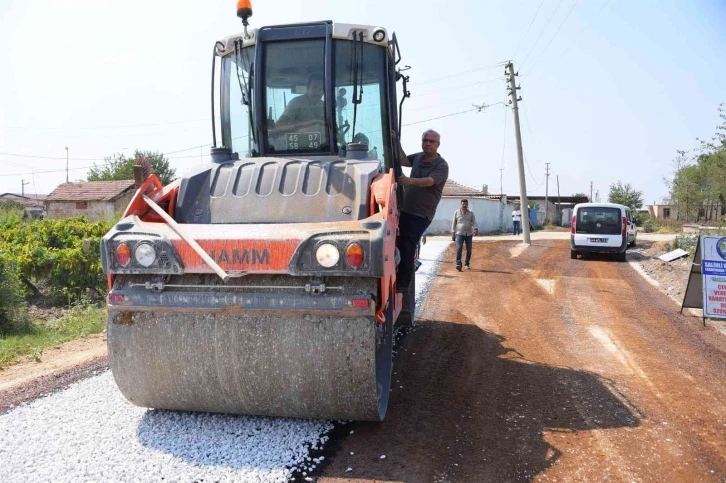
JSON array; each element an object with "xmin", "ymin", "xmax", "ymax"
[{"xmin": 286, "ymin": 132, "xmax": 321, "ymax": 150}]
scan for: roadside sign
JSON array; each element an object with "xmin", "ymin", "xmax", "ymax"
[
  {"xmin": 680, "ymin": 239, "xmax": 702, "ymax": 320},
  {"xmin": 701, "ymin": 235, "xmax": 726, "ymax": 319}
]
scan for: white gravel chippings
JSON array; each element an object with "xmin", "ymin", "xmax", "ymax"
[{"xmin": 0, "ymin": 240, "xmax": 451, "ymax": 483}]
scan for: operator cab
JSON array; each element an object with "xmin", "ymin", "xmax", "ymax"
[
  {"xmin": 172, "ymin": 10, "xmax": 410, "ymax": 225},
  {"xmin": 216, "ymin": 21, "xmax": 402, "ymax": 169}
]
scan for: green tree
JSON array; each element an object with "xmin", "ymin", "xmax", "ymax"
[
  {"xmin": 666, "ymin": 104, "xmax": 726, "ymax": 222},
  {"xmin": 87, "ymin": 150, "xmax": 177, "ymax": 185},
  {"xmin": 608, "ymin": 181, "xmax": 644, "ymax": 210}
]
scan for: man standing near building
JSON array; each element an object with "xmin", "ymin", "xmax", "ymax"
[
  {"xmin": 452, "ymin": 199, "xmax": 477, "ymax": 271},
  {"xmin": 392, "ymin": 129, "xmax": 449, "ymax": 293},
  {"xmin": 512, "ymin": 203, "xmax": 522, "ymax": 236}
]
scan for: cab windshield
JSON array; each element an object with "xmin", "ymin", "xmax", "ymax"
[{"xmin": 262, "ymin": 39, "xmax": 388, "ymax": 158}]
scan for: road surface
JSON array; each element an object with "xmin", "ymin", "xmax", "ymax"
[{"xmin": 320, "ymin": 239, "xmax": 726, "ymax": 482}]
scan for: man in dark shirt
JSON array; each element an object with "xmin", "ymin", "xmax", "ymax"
[
  {"xmin": 392, "ymin": 129, "xmax": 449, "ymax": 295},
  {"xmin": 275, "ymin": 74, "xmax": 325, "ymax": 132}
]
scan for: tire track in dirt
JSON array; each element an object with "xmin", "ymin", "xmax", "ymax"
[{"xmin": 319, "ymin": 240, "xmax": 726, "ymax": 482}]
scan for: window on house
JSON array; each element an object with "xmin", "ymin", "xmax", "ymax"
[
  {"xmin": 76, "ymin": 202, "xmax": 88, "ymax": 210},
  {"xmin": 663, "ymin": 207, "xmax": 671, "ymax": 219}
]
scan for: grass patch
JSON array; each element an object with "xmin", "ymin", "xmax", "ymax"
[
  {"xmin": 542, "ymin": 223, "xmax": 568, "ymax": 231},
  {"xmin": 655, "ymin": 226, "xmax": 682, "ymax": 234},
  {"xmin": 0, "ymin": 305, "xmax": 106, "ymax": 368}
]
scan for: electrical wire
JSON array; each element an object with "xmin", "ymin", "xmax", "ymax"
[
  {"xmin": 520, "ymin": 0, "xmax": 566, "ymax": 68},
  {"xmin": 403, "ymin": 107, "xmax": 487, "ymax": 126},
  {"xmin": 525, "ymin": 0, "xmax": 581, "ymax": 76},
  {"xmin": 512, "ymin": 0, "xmax": 547, "ymax": 59},
  {"xmin": 556, "ymin": 0, "xmax": 612, "ymax": 61},
  {"xmin": 415, "ymin": 77, "xmax": 507, "ymax": 97},
  {"xmin": 0, "ymin": 118, "xmax": 210, "ymax": 131},
  {"xmin": 520, "ymin": 104, "xmax": 537, "ymax": 148},
  {"xmin": 524, "ymin": 154, "xmax": 544, "ymax": 188},
  {"xmin": 500, "ymin": 96, "xmax": 508, "ymax": 172},
  {"xmin": 413, "ymin": 62, "xmax": 508, "ymax": 86},
  {"xmin": 408, "ymin": 93, "xmax": 503, "ymax": 112},
  {"xmin": 0, "ymin": 107, "xmax": 493, "ymax": 178}
]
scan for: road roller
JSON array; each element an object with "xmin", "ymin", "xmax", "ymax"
[{"xmin": 100, "ymin": 2, "xmax": 417, "ymax": 421}]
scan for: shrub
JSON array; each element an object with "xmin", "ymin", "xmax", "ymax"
[
  {"xmin": 0, "ymin": 217, "xmax": 112, "ymax": 304},
  {"xmin": 0, "ymin": 200, "xmax": 25, "ymax": 226},
  {"xmin": 0, "ymin": 251, "xmax": 26, "ymax": 332}
]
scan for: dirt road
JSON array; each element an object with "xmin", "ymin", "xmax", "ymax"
[{"xmin": 320, "ymin": 240, "xmax": 726, "ymax": 482}]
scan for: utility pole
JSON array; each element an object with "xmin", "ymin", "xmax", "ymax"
[
  {"xmin": 21, "ymin": 179, "xmax": 30, "ymax": 198},
  {"xmin": 557, "ymin": 175, "xmax": 562, "ymax": 226},
  {"xmin": 595, "ymin": 190, "xmax": 600, "ymax": 203},
  {"xmin": 544, "ymin": 162, "xmax": 550, "ymax": 223},
  {"xmin": 590, "ymin": 181, "xmax": 594, "ymax": 202},
  {"xmin": 506, "ymin": 61, "xmax": 531, "ymax": 244},
  {"xmin": 65, "ymin": 147, "xmax": 69, "ymax": 183},
  {"xmin": 499, "ymin": 168, "xmax": 503, "ymax": 195}
]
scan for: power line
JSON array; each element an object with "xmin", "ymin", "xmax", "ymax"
[
  {"xmin": 525, "ymin": 0, "xmax": 581, "ymax": 76},
  {"xmin": 413, "ymin": 62, "xmax": 508, "ymax": 86},
  {"xmin": 512, "ymin": 0, "xmax": 547, "ymax": 59},
  {"xmin": 408, "ymin": 93, "xmax": 503, "ymax": 112},
  {"xmin": 403, "ymin": 107, "xmax": 489, "ymax": 126},
  {"xmin": 0, "ymin": 107, "xmax": 493, "ymax": 178},
  {"xmin": 556, "ymin": 0, "xmax": 612, "ymax": 61},
  {"xmin": 0, "ymin": 118, "xmax": 210, "ymax": 131},
  {"xmin": 520, "ymin": 0, "xmax": 566, "ymax": 68},
  {"xmin": 524, "ymin": 154, "xmax": 544, "ymax": 188},
  {"xmin": 0, "ymin": 149, "xmax": 216, "ymax": 162},
  {"xmin": 415, "ymin": 77, "xmax": 507, "ymax": 97},
  {"xmin": 520, "ymin": 104, "xmax": 537, "ymax": 148},
  {"xmin": 500, "ymin": 95, "xmax": 509, "ymax": 171},
  {"xmin": 500, "ymin": 93, "xmax": 509, "ymax": 196}
]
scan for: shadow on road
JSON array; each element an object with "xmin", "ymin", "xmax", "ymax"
[{"xmin": 321, "ymin": 320, "xmax": 640, "ymax": 482}]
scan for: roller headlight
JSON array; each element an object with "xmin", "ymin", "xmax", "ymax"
[
  {"xmin": 315, "ymin": 243, "xmax": 340, "ymax": 268},
  {"xmin": 134, "ymin": 243, "xmax": 157, "ymax": 267}
]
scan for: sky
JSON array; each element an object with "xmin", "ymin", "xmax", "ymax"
[{"xmin": 0, "ymin": 0, "xmax": 724, "ymax": 205}]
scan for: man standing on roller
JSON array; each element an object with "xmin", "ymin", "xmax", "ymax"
[{"xmin": 392, "ymin": 129, "xmax": 449, "ymax": 304}]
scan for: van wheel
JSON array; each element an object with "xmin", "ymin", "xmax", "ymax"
[
  {"xmin": 629, "ymin": 239, "xmax": 636, "ymax": 247},
  {"xmin": 570, "ymin": 250, "xmax": 578, "ymax": 260}
]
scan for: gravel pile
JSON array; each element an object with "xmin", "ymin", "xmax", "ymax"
[
  {"xmin": 0, "ymin": 240, "xmax": 451, "ymax": 483},
  {"xmin": 415, "ymin": 240, "xmax": 451, "ymax": 314}
]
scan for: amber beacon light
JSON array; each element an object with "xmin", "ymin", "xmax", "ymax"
[{"xmin": 237, "ymin": 0, "xmax": 253, "ymax": 23}]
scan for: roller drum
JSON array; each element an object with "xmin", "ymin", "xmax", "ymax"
[{"xmin": 107, "ymin": 307, "xmax": 393, "ymax": 421}]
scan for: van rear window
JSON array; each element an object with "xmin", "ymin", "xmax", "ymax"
[{"xmin": 576, "ymin": 207, "xmax": 622, "ymax": 235}]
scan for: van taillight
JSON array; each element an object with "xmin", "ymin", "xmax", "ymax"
[
  {"xmin": 622, "ymin": 217, "xmax": 627, "ymax": 236},
  {"xmin": 571, "ymin": 215, "xmax": 576, "ymax": 234}
]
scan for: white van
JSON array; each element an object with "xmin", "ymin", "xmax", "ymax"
[{"xmin": 570, "ymin": 203, "xmax": 637, "ymax": 261}]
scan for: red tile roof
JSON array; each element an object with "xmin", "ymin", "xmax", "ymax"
[
  {"xmin": 45, "ymin": 181, "xmax": 136, "ymax": 202},
  {"xmin": 442, "ymin": 179, "xmax": 485, "ymax": 197},
  {"xmin": 0, "ymin": 193, "xmax": 47, "ymax": 207}
]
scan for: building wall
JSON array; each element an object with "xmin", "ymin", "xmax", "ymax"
[
  {"xmin": 47, "ymin": 200, "xmax": 115, "ymax": 221},
  {"xmin": 113, "ymin": 192, "xmax": 134, "ymax": 216},
  {"xmin": 648, "ymin": 205, "xmax": 676, "ymax": 220},
  {"xmin": 428, "ymin": 197, "xmax": 515, "ymax": 235},
  {"xmin": 538, "ymin": 200, "xmax": 557, "ymax": 223},
  {"xmin": 46, "ymin": 192, "xmax": 134, "ymax": 221}
]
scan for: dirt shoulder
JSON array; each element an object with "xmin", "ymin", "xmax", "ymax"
[
  {"xmin": 0, "ymin": 333, "xmax": 108, "ymax": 412},
  {"xmin": 628, "ymin": 241, "xmax": 690, "ymax": 303}
]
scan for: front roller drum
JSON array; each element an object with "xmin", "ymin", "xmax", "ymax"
[{"xmin": 107, "ymin": 302, "xmax": 393, "ymax": 421}]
